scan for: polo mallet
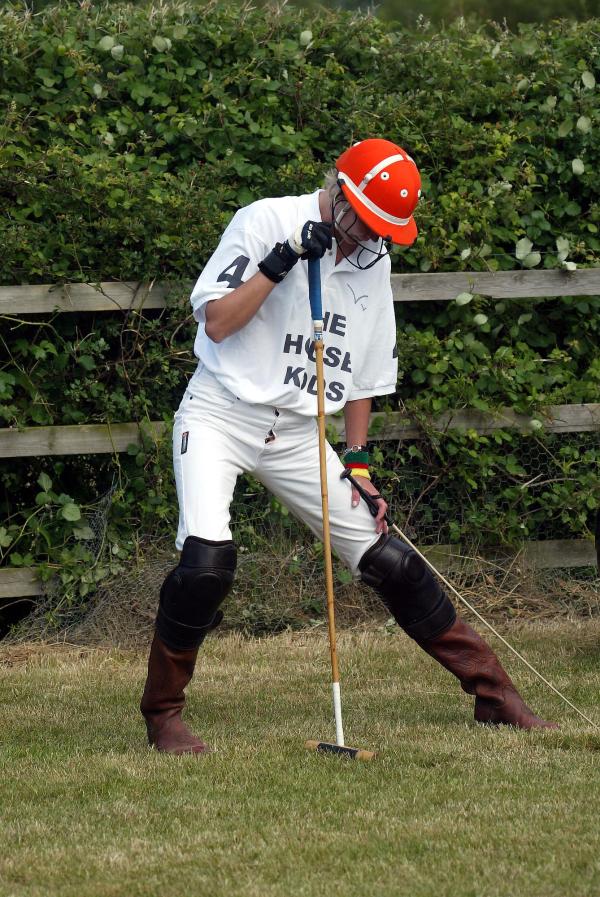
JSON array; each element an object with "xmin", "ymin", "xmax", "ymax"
[
  {"xmin": 304, "ymin": 257, "xmax": 376, "ymax": 761},
  {"xmin": 342, "ymin": 467, "xmax": 599, "ymax": 729}
]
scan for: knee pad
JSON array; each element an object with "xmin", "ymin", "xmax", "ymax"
[
  {"xmin": 157, "ymin": 536, "xmax": 237, "ymax": 651},
  {"xmin": 359, "ymin": 534, "xmax": 456, "ymax": 642}
]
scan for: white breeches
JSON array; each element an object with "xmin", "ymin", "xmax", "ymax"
[{"xmin": 173, "ymin": 367, "xmax": 381, "ymax": 574}]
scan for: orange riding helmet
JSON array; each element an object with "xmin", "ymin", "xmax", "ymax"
[{"xmin": 335, "ymin": 138, "xmax": 421, "ymax": 245}]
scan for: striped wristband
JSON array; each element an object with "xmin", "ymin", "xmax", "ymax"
[{"xmin": 343, "ymin": 446, "xmax": 370, "ymax": 480}]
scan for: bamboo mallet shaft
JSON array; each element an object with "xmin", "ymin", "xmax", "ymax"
[{"xmin": 306, "ymin": 257, "xmax": 377, "ymax": 760}]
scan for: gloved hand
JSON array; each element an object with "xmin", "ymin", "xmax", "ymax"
[
  {"xmin": 258, "ymin": 221, "xmax": 332, "ymax": 283},
  {"xmin": 288, "ymin": 221, "xmax": 333, "ymax": 259}
]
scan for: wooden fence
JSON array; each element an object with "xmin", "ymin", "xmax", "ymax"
[{"xmin": 1, "ymin": 269, "xmax": 599, "ymax": 599}]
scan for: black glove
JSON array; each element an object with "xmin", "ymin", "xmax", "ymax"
[
  {"xmin": 258, "ymin": 221, "xmax": 333, "ymax": 283},
  {"xmin": 293, "ymin": 220, "xmax": 333, "ymax": 259}
]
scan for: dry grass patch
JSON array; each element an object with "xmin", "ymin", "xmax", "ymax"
[{"xmin": 12, "ymin": 535, "xmax": 599, "ymax": 647}]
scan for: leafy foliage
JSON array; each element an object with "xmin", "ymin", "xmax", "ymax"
[
  {"xmin": 0, "ymin": 2, "xmax": 598, "ymax": 629},
  {"xmin": 1, "ymin": 3, "xmax": 599, "ymax": 281}
]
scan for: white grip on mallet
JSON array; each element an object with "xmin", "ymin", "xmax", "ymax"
[{"xmin": 332, "ymin": 681, "xmax": 345, "ymax": 747}]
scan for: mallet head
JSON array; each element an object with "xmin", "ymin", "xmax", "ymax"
[{"xmin": 306, "ymin": 740, "xmax": 377, "ymax": 761}]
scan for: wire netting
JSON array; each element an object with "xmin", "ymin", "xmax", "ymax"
[{"xmin": 383, "ymin": 430, "xmax": 599, "ymax": 546}]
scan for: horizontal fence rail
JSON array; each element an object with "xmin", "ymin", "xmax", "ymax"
[
  {"xmin": 0, "ymin": 405, "xmax": 598, "ymax": 459},
  {"xmin": 2, "ymin": 268, "xmax": 600, "ymax": 315},
  {"xmin": 0, "ymin": 421, "xmax": 166, "ymax": 459},
  {"xmin": 0, "ymin": 281, "xmax": 168, "ymax": 314},
  {"xmin": 390, "ymin": 268, "xmax": 600, "ymax": 302},
  {"xmin": 422, "ymin": 539, "xmax": 597, "ymax": 573},
  {"xmin": 0, "ymin": 568, "xmax": 44, "ymax": 599}
]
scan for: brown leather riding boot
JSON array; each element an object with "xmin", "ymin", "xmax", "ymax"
[
  {"xmin": 140, "ymin": 631, "xmax": 210, "ymax": 754},
  {"xmin": 417, "ymin": 617, "xmax": 558, "ymax": 730}
]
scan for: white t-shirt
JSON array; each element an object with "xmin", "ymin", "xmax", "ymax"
[{"xmin": 187, "ymin": 190, "xmax": 398, "ymax": 416}]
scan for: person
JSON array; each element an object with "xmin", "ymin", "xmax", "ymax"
[{"xmin": 140, "ymin": 138, "xmax": 556, "ymax": 754}]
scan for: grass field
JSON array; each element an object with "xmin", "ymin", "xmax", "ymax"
[{"xmin": 1, "ymin": 622, "xmax": 599, "ymax": 897}]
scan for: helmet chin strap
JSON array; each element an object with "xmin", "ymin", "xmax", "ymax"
[{"xmin": 330, "ymin": 193, "xmax": 390, "ymax": 270}]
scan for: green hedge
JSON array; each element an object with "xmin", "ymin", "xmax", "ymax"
[
  {"xmin": 1, "ymin": 2, "xmax": 599, "ymax": 282},
  {"xmin": 0, "ymin": 2, "xmax": 598, "ymax": 628}
]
